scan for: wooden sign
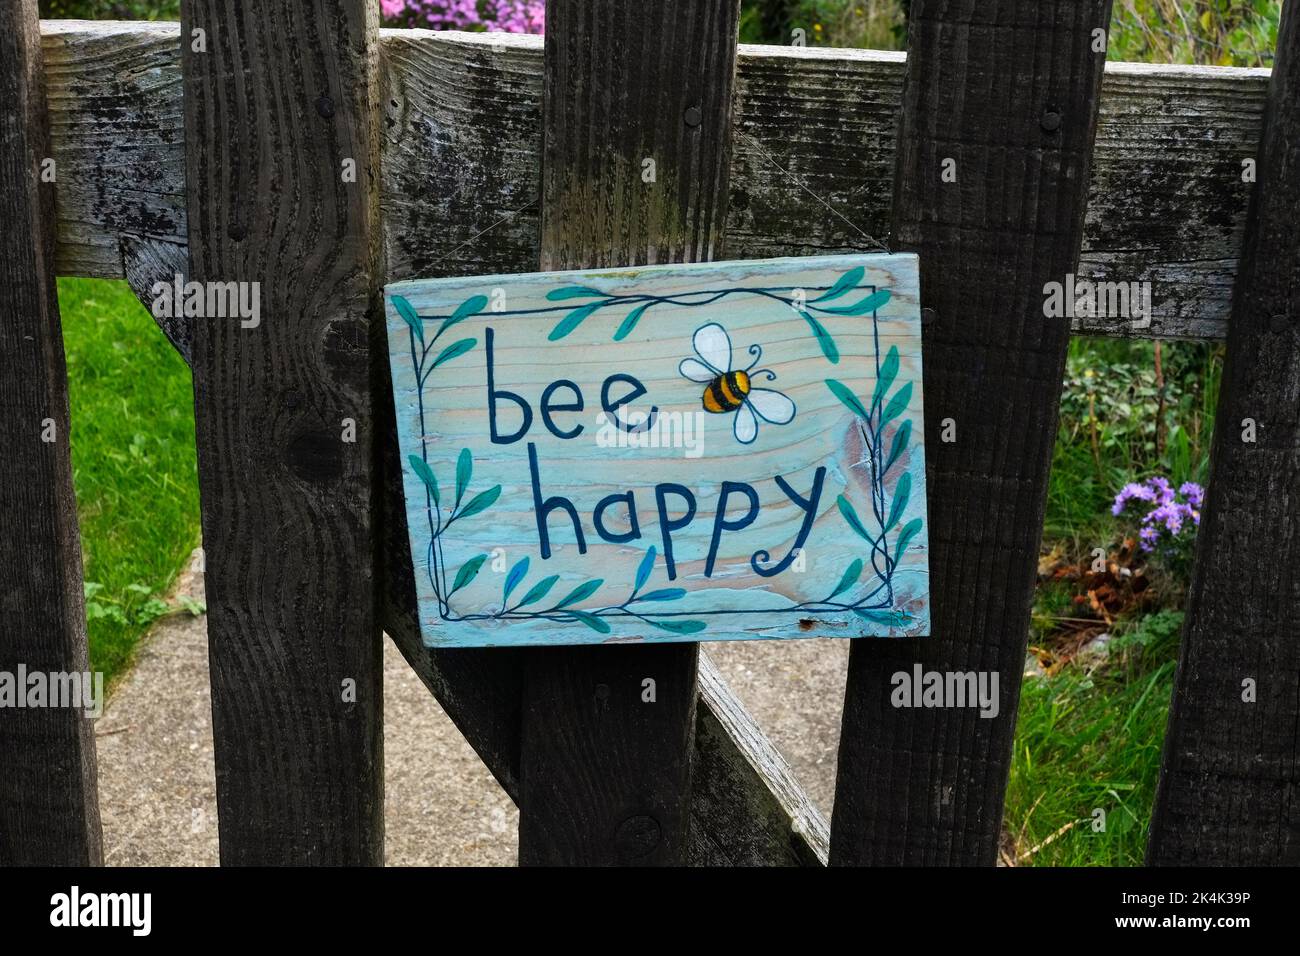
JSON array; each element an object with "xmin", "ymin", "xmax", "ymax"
[{"xmin": 386, "ymin": 254, "xmax": 929, "ymax": 647}]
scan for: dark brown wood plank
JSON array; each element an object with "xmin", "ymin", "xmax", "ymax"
[
  {"xmin": 829, "ymin": 0, "xmax": 1114, "ymax": 866},
  {"xmin": 182, "ymin": 0, "xmax": 384, "ymax": 864},
  {"xmin": 1147, "ymin": 1, "xmax": 1300, "ymax": 866},
  {"xmin": 516, "ymin": 0, "xmax": 741, "ymax": 866},
  {"xmin": 0, "ymin": 0, "xmax": 103, "ymax": 866}
]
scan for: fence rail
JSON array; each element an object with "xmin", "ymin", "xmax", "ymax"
[
  {"xmin": 2, "ymin": 1, "xmax": 1297, "ymax": 867},
  {"xmin": 42, "ymin": 21, "xmax": 1269, "ymax": 340}
]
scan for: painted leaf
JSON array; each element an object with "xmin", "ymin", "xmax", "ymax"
[
  {"xmin": 549, "ymin": 302, "xmax": 603, "ymax": 341},
  {"xmin": 554, "ymin": 578, "xmax": 604, "ymax": 609},
  {"xmin": 567, "ymin": 611, "xmax": 611, "ymax": 634},
  {"xmin": 871, "ymin": 345, "xmax": 900, "ymax": 414},
  {"xmin": 408, "ymin": 454, "xmax": 439, "ymax": 507},
  {"xmin": 457, "ymin": 485, "xmax": 501, "ymax": 520},
  {"xmin": 517, "ymin": 574, "xmax": 559, "ymax": 608},
  {"xmin": 829, "ymin": 559, "xmax": 864, "ymax": 600},
  {"xmin": 880, "ymin": 380, "xmax": 913, "ymax": 428},
  {"xmin": 648, "ymin": 619, "xmax": 707, "ymax": 635},
  {"xmin": 613, "ymin": 303, "xmax": 652, "ymax": 341},
  {"xmin": 855, "ymin": 608, "xmax": 910, "ymax": 628},
  {"xmin": 455, "ymin": 448, "xmax": 472, "ymax": 508},
  {"xmin": 451, "ymin": 554, "xmax": 487, "ymax": 594},
  {"xmin": 546, "ymin": 286, "xmax": 602, "ymax": 301},
  {"xmin": 799, "ymin": 310, "xmax": 840, "ymax": 364},
  {"xmin": 503, "ymin": 556, "xmax": 529, "ymax": 606},
  {"xmin": 432, "ymin": 337, "xmax": 477, "ymax": 368},
  {"xmin": 393, "ymin": 295, "xmax": 424, "ymax": 345},
  {"xmin": 635, "ymin": 545, "xmax": 657, "ymax": 592},
  {"xmin": 822, "ymin": 289, "xmax": 892, "ymax": 316},
  {"xmin": 893, "ymin": 518, "xmax": 922, "ymax": 566},
  {"xmin": 638, "ymin": 588, "xmax": 686, "ymax": 602},
  {"xmin": 826, "ymin": 378, "xmax": 869, "ymax": 420},
  {"xmin": 810, "ymin": 266, "xmax": 864, "ymax": 303},
  {"xmin": 886, "ymin": 472, "xmax": 912, "ymax": 531},
  {"xmin": 837, "ymin": 495, "xmax": 873, "ymax": 543},
  {"xmin": 436, "ymin": 294, "xmax": 488, "ymax": 340},
  {"xmin": 885, "ymin": 419, "xmax": 912, "ymax": 473}
]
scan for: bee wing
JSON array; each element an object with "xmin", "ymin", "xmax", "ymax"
[
  {"xmin": 733, "ymin": 401, "xmax": 759, "ymax": 444},
  {"xmin": 692, "ymin": 323, "xmax": 732, "ymax": 374},
  {"xmin": 747, "ymin": 389, "xmax": 796, "ymax": 425},
  {"xmin": 679, "ymin": 358, "xmax": 717, "ymax": 383}
]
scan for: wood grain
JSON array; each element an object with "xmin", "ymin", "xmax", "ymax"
[
  {"xmin": 1147, "ymin": 1, "xmax": 1300, "ymax": 866},
  {"xmin": 41, "ymin": 22, "xmax": 1269, "ymax": 341},
  {"xmin": 829, "ymin": 0, "xmax": 1114, "ymax": 866},
  {"xmin": 516, "ymin": 0, "xmax": 741, "ymax": 866},
  {"xmin": 183, "ymin": 0, "xmax": 384, "ymax": 864},
  {"xmin": 0, "ymin": 0, "xmax": 103, "ymax": 866}
]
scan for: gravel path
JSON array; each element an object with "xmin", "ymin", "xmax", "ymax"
[{"xmin": 95, "ymin": 566, "xmax": 846, "ymax": 865}]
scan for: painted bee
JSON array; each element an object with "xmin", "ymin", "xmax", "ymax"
[{"xmin": 679, "ymin": 323, "xmax": 796, "ymax": 445}]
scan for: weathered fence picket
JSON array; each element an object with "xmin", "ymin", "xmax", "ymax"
[
  {"xmin": 0, "ymin": 0, "xmax": 103, "ymax": 867},
  {"xmin": 1148, "ymin": 1, "xmax": 1300, "ymax": 866},
  {"xmin": 830, "ymin": 0, "xmax": 1116, "ymax": 866},
  {"xmin": 515, "ymin": 0, "xmax": 742, "ymax": 866},
  {"xmin": 181, "ymin": 0, "xmax": 384, "ymax": 864}
]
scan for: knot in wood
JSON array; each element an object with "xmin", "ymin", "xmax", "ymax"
[
  {"xmin": 683, "ymin": 106, "xmax": 702, "ymax": 128},
  {"xmin": 613, "ymin": 814, "xmax": 662, "ymax": 860},
  {"xmin": 285, "ymin": 427, "xmax": 345, "ymax": 484},
  {"xmin": 1040, "ymin": 110, "xmax": 1062, "ymax": 133},
  {"xmin": 316, "ymin": 95, "xmax": 336, "ymax": 119}
]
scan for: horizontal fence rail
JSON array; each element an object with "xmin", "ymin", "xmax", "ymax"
[{"xmin": 42, "ymin": 21, "xmax": 1268, "ymax": 341}]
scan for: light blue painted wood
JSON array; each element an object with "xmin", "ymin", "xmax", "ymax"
[{"xmin": 385, "ymin": 253, "xmax": 929, "ymax": 647}]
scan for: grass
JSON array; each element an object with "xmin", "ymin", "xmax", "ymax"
[{"xmin": 59, "ymin": 277, "xmax": 202, "ymax": 688}]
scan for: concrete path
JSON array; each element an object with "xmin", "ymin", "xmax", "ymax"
[{"xmin": 95, "ymin": 565, "xmax": 846, "ymax": 865}]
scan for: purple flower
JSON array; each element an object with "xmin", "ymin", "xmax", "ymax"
[
  {"xmin": 1115, "ymin": 474, "xmax": 1204, "ymax": 559},
  {"xmin": 1179, "ymin": 481, "xmax": 1204, "ymax": 509},
  {"xmin": 379, "ymin": 0, "xmax": 544, "ymax": 33},
  {"xmin": 1112, "ymin": 481, "xmax": 1156, "ymax": 516}
]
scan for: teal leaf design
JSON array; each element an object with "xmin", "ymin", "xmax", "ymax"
[
  {"xmin": 393, "ymin": 295, "xmax": 424, "ymax": 345},
  {"xmin": 855, "ymin": 608, "xmax": 910, "ymax": 628},
  {"xmin": 637, "ymin": 589, "xmax": 686, "ymax": 602},
  {"xmin": 567, "ymin": 611, "xmax": 611, "ymax": 634},
  {"xmin": 837, "ymin": 495, "xmax": 873, "ymax": 543},
  {"xmin": 822, "ymin": 289, "xmax": 892, "ymax": 316},
  {"xmin": 546, "ymin": 286, "xmax": 602, "ymax": 301},
  {"xmin": 554, "ymin": 578, "xmax": 604, "ymax": 609},
  {"xmin": 826, "ymin": 378, "xmax": 869, "ymax": 420},
  {"xmin": 549, "ymin": 302, "xmax": 603, "ymax": 341},
  {"xmin": 635, "ymin": 545, "xmax": 657, "ymax": 592},
  {"xmin": 432, "ymin": 337, "xmax": 477, "ymax": 368},
  {"xmin": 408, "ymin": 454, "xmax": 439, "ymax": 507},
  {"xmin": 885, "ymin": 419, "xmax": 912, "ymax": 473},
  {"xmin": 799, "ymin": 310, "xmax": 840, "ymax": 364},
  {"xmin": 880, "ymin": 380, "xmax": 913, "ymax": 428},
  {"xmin": 886, "ymin": 472, "xmax": 912, "ymax": 531},
  {"xmin": 811, "ymin": 266, "xmax": 864, "ymax": 303},
  {"xmin": 451, "ymin": 554, "xmax": 487, "ymax": 594},
  {"xmin": 503, "ymin": 557, "xmax": 529, "ymax": 606},
  {"xmin": 517, "ymin": 574, "xmax": 559, "ymax": 608},
  {"xmin": 871, "ymin": 345, "xmax": 900, "ymax": 414},
  {"xmin": 893, "ymin": 518, "xmax": 923, "ymax": 565},
  {"xmin": 456, "ymin": 485, "xmax": 501, "ymax": 520},
  {"xmin": 454, "ymin": 448, "xmax": 472, "ymax": 508},
  {"xmin": 436, "ymin": 294, "xmax": 488, "ymax": 340},
  {"xmin": 829, "ymin": 559, "xmax": 864, "ymax": 600},
  {"xmin": 648, "ymin": 619, "xmax": 707, "ymax": 635},
  {"xmin": 613, "ymin": 303, "xmax": 652, "ymax": 341}
]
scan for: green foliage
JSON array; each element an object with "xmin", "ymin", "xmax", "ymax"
[
  {"xmin": 59, "ymin": 277, "xmax": 201, "ymax": 687},
  {"xmin": 39, "ymin": 0, "xmax": 179, "ymax": 19},
  {"xmin": 1007, "ymin": 611, "xmax": 1184, "ymax": 866}
]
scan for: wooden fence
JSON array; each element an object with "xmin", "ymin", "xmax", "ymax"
[{"xmin": 1, "ymin": 0, "xmax": 1296, "ymax": 866}]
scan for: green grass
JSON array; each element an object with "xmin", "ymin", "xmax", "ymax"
[{"xmin": 59, "ymin": 277, "xmax": 201, "ymax": 687}]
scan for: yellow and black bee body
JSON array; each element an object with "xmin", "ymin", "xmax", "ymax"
[{"xmin": 703, "ymin": 370, "xmax": 751, "ymax": 414}]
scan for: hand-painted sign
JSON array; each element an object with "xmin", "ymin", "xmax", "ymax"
[{"xmin": 386, "ymin": 254, "xmax": 929, "ymax": 647}]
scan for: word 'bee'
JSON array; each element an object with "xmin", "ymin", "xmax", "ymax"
[{"xmin": 679, "ymin": 323, "xmax": 796, "ymax": 445}]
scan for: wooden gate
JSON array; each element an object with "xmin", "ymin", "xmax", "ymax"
[{"xmin": 2, "ymin": 0, "xmax": 1297, "ymax": 866}]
